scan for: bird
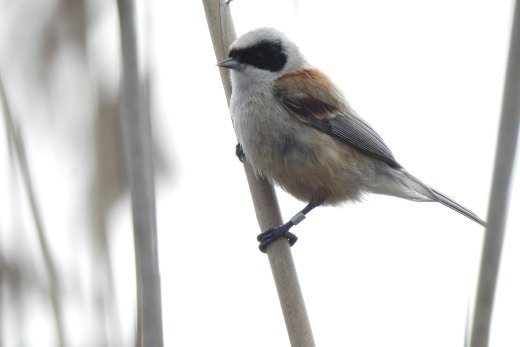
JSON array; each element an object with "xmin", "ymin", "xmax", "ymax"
[{"xmin": 217, "ymin": 27, "xmax": 486, "ymax": 253}]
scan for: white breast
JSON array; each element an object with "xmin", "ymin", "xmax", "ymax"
[{"xmin": 231, "ymin": 82, "xmax": 295, "ymax": 177}]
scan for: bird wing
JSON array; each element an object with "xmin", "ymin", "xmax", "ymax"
[{"xmin": 274, "ymin": 68, "xmax": 401, "ymax": 168}]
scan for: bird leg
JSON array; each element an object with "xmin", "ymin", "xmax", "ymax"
[{"xmin": 257, "ymin": 200, "xmax": 322, "ymax": 253}]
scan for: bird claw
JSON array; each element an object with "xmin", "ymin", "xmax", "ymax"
[
  {"xmin": 257, "ymin": 225, "xmax": 297, "ymax": 253},
  {"xmin": 235, "ymin": 143, "xmax": 245, "ymax": 162}
]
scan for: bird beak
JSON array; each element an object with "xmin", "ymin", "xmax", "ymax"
[{"xmin": 216, "ymin": 57, "xmax": 240, "ymax": 70}]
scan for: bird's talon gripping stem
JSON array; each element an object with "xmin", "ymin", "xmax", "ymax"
[
  {"xmin": 257, "ymin": 225, "xmax": 297, "ymax": 253},
  {"xmin": 256, "ymin": 201, "xmax": 321, "ymax": 253}
]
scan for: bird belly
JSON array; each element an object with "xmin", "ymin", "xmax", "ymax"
[{"xmin": 270, "ymin": 134, "xmax": 373, "ymax": 205}]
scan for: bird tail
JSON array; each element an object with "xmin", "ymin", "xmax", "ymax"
[
  {"xmin": 428, "ymin": 187, "xmax": 486, "ymax": 227},
  {"xmin": 396, "ymin": 169, "xmax": 487, "ymax": 227}
]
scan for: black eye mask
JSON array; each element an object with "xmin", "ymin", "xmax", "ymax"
[{"xmin": 229, "ymin": 40, "xmax": 287, "ymax": 72}]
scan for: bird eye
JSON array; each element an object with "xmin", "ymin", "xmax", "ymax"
[{"xmin": 252, "ymin": 52, "xmax": 264, "ymax": 63}]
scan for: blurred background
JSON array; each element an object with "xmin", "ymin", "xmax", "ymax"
[{"xmin": 0, "ymin": 0, "xmax": 518, "ymax": 346}]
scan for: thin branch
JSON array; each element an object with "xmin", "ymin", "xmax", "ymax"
[
  {"xmin": 467, "ymin": 1, "xmax": 520, "ymax": 346},
  {"xmin": 202, "ymin": 2, "xmax": 315, "ymax": 346},
  {"xmin": 116, "ymin": 0, "xmax": 163, "ymax": 346},
  {"xmin": 0, "ymin": 75, "xmax": 66, "ymax": 346}
]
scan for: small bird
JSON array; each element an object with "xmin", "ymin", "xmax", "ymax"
[{"xmin": 217, "ymin": 27, "xmax": 486, "ymax": 253}]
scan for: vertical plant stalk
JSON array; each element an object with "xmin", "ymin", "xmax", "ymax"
[
  {"xmin": 202, "ymin": 2, "xmax": 315, "ymax": 346},
  {"xmin": 116, "ymin": 1, "xmax": 164, "ymax": 346},
  {"xmin": 467, "ymin": 1, "xmax": 520, "ymax": 346},
  {"xmin": 0, "ymin": 76, "xmax": 66, "ymax": 346}
]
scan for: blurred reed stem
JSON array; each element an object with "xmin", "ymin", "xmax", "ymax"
[
  {"xmin": 0, "ymin": 75, "xmax": 66, "ymax": 347},
  {"xmin": 116, "ymin": 0, "xmax": 164, "ymax": 346}
]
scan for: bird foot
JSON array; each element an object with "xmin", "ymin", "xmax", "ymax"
[{"xmin": 257, "ymin": 225, "xmax": 297, "ymax": 253}]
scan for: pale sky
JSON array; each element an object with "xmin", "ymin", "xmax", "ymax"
[{"xmin": 1, "ymin": 1, "xmax": 519, "ymax": 346}]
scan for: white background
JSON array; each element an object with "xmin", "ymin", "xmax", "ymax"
[{"xmin": 1, "ymin": 1, "xmax": 519, "ymax": 346}]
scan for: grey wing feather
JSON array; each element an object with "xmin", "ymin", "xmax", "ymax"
[
  {"xmin": 321, "ymin": 112, "xmax": 401, "ymax": 168},
  {"xmin": 279, "ymin": 94, "xmax": 401, "ymax": 168}
]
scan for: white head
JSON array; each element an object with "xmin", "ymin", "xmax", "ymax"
[{"xmin": 217, "ymin": 27, "xmax": 307, "ymax": 87}]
